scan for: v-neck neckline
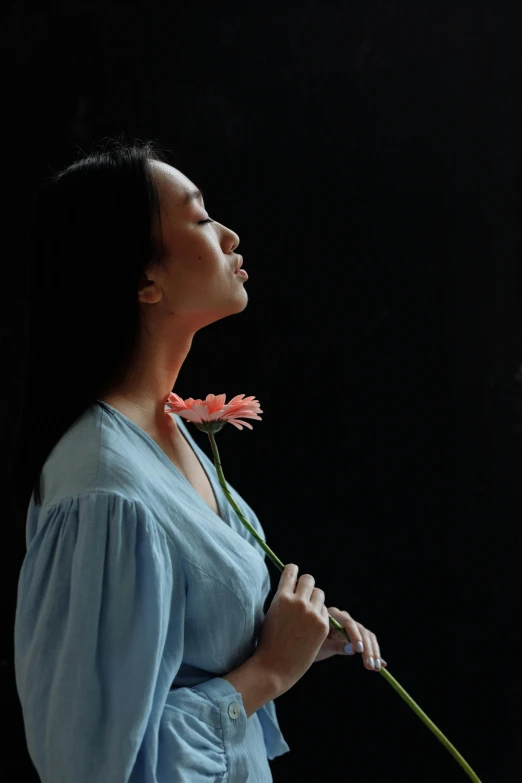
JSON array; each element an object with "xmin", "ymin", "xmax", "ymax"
[{"xmin": 95, "ymin": 400, "xmax": 228, "ymax": 526}]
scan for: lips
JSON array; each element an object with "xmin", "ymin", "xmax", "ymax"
[{"xmin": 235, "ymin": 257, "xmax": 243, "ymax": 272}]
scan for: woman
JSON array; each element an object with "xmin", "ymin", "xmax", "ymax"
[{"xmin": 12, "ymin": 139, "xmax": 383, "ymax": 782}]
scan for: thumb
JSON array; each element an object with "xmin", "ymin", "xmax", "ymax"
[{"xmin": 340, "ymin": 641, "xmax": 355, "ymax": 655}]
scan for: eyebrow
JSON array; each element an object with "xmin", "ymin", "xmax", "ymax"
[{"xmin": 184, "ymin": 188, "xmax": 204, "ymax": 205}]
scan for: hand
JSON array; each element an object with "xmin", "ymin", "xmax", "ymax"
[
  {"xmin": 254, "ymin": 564, "xmax": 331, "ymax": 696},
  {"xmin": 313, "ymin": 606, "xmax": 388, "ymax": 670}
]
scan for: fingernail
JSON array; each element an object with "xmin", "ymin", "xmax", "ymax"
[
  {"xmin": 344, "ymin": 642, "xmax": 353, "ymax": 654},
  {"xmin": 369, "ymin": 656, "xmax": 375, "ymax": 669},
  {"xmin": 356, "ymin": 641, "xmax": 364, "ymax": 653},
  {"xmin": 375, "ymin": 658, "xmax": 381, "ymax": 671}
]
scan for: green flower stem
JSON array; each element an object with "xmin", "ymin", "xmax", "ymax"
[
  {"xmin": 207, "ymin": 432, "xmax": 483, "ymax": 783},
  {"xmin": 207, "ymin": 431, "xmax": 285, "ymax": 570}
]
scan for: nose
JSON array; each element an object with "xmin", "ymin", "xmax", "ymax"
[{"xmin": 226, "ymin": 225, "xmax": 240, "ymax": 253}]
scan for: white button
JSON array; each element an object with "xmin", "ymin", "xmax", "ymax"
[{"xmin": 228, "ymin": 702, "xmax": 241, "ymax": 719}]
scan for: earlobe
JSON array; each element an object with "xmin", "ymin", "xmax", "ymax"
[
  {"xmin": 138, "ymin": 276, "xmax": 162, "ymax": 304},
  {"xmin": 139, "ymin": 288, "xmax": 162, "ymax": 305}
]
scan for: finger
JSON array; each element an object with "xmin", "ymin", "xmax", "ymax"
[
  {"xmin": 370, "ymin": 631, "xmax": 381, "ymax": 661},
  {"xmin": 328, "ymin": 628, "xmax": 357, "ymax": 655},
  {"xmin": 310, "ymin": 586, "xmax": 326, "ymax": 608},
  {"xmin": 365, "ymin": 629, "xmax": 388, "ymax": 670},
  {"xmin": 321, "ymin": 603, "xmax": 331, "ymax": 632},
  {"xmin": 337, "ymin": 639, "xmax": 386, "ymax": 660},
  {"xmin": 359, "ymin": 627, "xmax": 386, "ymax": 672},
  {"xmin": 361, "ymin": 628, "xmax": 377, "ymax": 670},
  {"xmin": 327, "ymin": 607, "xmax": 364, "ymax": 652},
  {"xmin": 295, "ymin": 573, "xmax": 315, "ymax": 599},
  {"xmin": 368, "ymin": 630, "xmax": 382, "ymax": 669},
  {"xmin": 277, "ymin": 563, "xmax": 299, "ymax": 594},
  {"xmin": 357, "ymin": 626, "xmax": 370, "ymax": 665}
]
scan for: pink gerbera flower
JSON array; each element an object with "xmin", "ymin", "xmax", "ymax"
[{"xmin": 165, "ymin": 392, "xmax": 263, "ymax": 432}]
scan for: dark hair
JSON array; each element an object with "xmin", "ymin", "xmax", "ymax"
[{"xmin": 10, "ymin": 137, "xmax": 171, "ymax": 517}]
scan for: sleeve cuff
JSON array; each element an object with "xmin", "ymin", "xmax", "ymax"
[{"xmin": 193, "ymin": 677, "xmax": 249, "ymax": 781}]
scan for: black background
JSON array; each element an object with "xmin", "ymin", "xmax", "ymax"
[{"xmin": 2, "ymin": 2, "xmax": 522, "ymax": 781}]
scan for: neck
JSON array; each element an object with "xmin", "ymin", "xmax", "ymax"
[
  {"xmin": 99, "ymin": 321, "xmax": 195, "ymax": 439},
  {"xmin": 100, "ymin": 391, "xmax": 181, "ymax": 442}
]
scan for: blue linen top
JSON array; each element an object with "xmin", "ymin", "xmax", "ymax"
[{"xmin": 14, "ymin": 400, "xmax": 290, "ymax": 783}]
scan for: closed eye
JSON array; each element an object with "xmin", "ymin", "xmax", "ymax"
[{"xmin": 198, "ymin": 218, "xmax": 214, "ymax": 224}]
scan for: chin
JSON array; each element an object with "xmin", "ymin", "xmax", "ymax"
[{"xmin": 234, "ymin": 293, "xmax": 249, "ymax": 313}]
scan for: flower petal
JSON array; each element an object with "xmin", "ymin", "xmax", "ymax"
[
  {"xmin": 226, "ymin": 418, "xmax": 254, "ymax": 430},
  {"xmin": 193, "ymin": 403, "xmax": 213, "ymax": 421},
  {"xmin": 176, "ymin": 408, "xmax": 203, "ymax": 423},
  {"xmin": 209, "ymin": 409, "xmax": 226, "ymax": 421},
  {"xmin": 214, "ymin": 393, "xmax": 227, "ymax": 409},
  {"xmin": 226, "ymin": 420, "xmax": 245, "ymax": 430},
  {"xmin": 226, "ymin": 394, "xmax": 246, "ymax": 406}
]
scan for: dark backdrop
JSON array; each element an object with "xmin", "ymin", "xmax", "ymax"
[{"xmin": 2, "ymin": 2, "xmax": 521, "ymax": 781}]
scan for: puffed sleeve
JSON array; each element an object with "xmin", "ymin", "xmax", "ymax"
[{"xmin": 14, "ymin": 492, "xmax": 250, "ymax": 783}]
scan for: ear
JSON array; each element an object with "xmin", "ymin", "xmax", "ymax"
[{"xmin": 138, "ymin": 273, "xmax": 162, "ymax": 305}]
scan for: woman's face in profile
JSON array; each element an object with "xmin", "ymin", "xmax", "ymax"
[{"xmin": 140, "ymin": 161, "xmax": 248, "ymax": 330}]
